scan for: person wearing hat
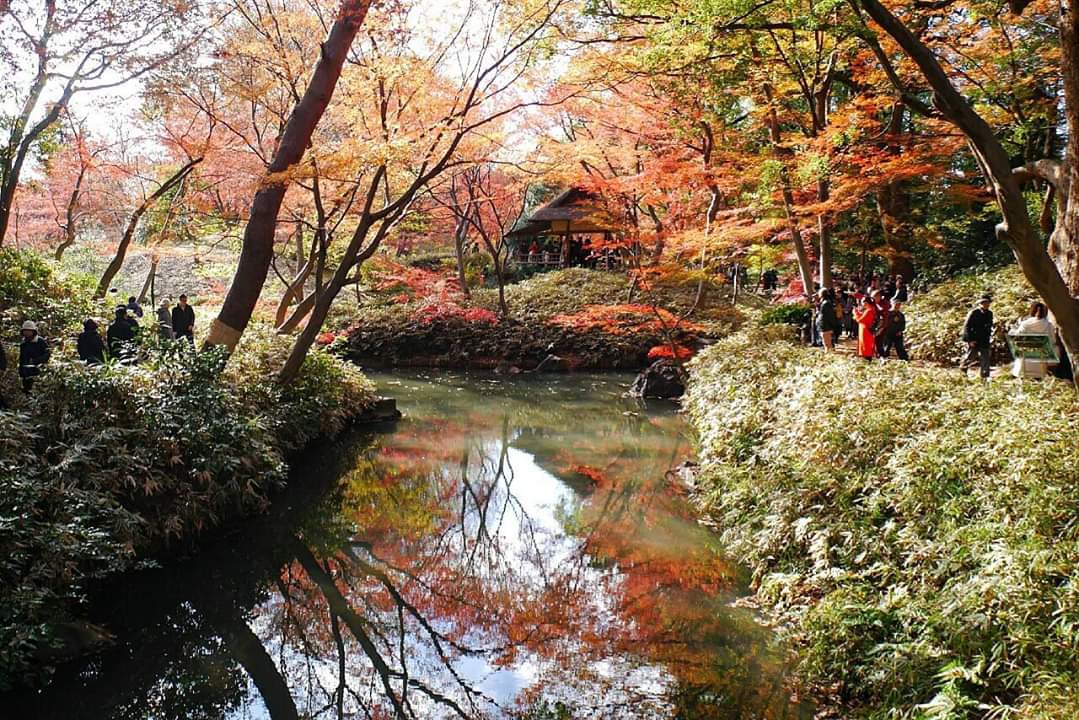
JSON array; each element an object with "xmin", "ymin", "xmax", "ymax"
[
  {"xmin": 107, "ymin": 305, "xmax": 139, "ymax": 363},
  {"xmin": 77, "ymin": 318, "xmax": 107, "ymax": 365},
  {"xmin": 961, "ymin": 294, "xmax": 994, "ymax": 379},
  {"xmin": 18, "ymin": 321, "xmax": 50, "ymax": 392}
]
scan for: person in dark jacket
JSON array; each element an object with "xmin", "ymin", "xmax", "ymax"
[
  {"xmin": 172, "ymin": 294, "xmax": 195, "ymax": 345},
  {"xmin": 77, "ymin": 318, "xmax": 107, "ymax": 365},
  {"xmin": 18, "ymin": 321, "xmax": 50, "ymax": 392},
  {"xmin": 126, "ymin": 296, "xmax": 144, "ymax": 318},
  {"xmin": 893, "ymin": 275, "xmax": 909, "ymax": 303},
  {"xmin": 107, "ymin": 306, "xmax": 138, "ymax": 363},
  {"xmin": 882, "ymin": 301, "xmax": 909, "ymax": 360},
  {"xmin": 961, "ymin": 294, "xmax": 994, "ymax": 378},
  {"xmin": 816, "ymin": 288, "xmax": 841, "ymax": 351}
]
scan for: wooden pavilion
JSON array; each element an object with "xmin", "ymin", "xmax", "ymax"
[{"xmin": 507, "ymin": 188, "xmax": 623, "ymax": 269}]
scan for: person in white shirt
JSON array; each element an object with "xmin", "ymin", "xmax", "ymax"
[{"xmin": 1012, "ymin": 302, "xmax": 1056, "ymax": 377}]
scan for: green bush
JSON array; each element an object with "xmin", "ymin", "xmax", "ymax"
[
  {"xmin": 685, "ymin": 328, "xmax": 1079, "ymax": 718},
  {"xmin": 0, "ymin": 314, "xmax": 375, "ymax": 687},
  {"xmin": 0, "ymin": 248, "xmax": 95, "ymax": 338},
  {"xmin": 905, "ymin": 265, "xmax": 1036, "ymax": 364},
  {"xmin": 759, "ymin": 302, "xmax": 812, "ymax": 327}
]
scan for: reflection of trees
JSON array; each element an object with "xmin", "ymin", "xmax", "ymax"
[{"xmin": 9, "ymin": 374, "xmax": 812, "ymax": 720}]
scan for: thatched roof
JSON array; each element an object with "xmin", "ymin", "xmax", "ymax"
[{"xmin": 508, "ymin": 188, "xmax": 621, "ymax": 237}]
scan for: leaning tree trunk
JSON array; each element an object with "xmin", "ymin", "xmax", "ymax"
[
  {"xmin": 94, "ymin": 158, "xmax": 201, "ymax": 298},
  {"xmin": 137, "ymin": 256, "xmax": 158, "ymax": 304},
  {"xmin": 204, "ymin": 0, "xmax": 373, "ymax": 351},
  {"xmin": 858, "ymin": 0, "xmax": 1079, "ymax": 389}
]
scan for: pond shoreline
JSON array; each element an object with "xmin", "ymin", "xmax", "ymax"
[{"xmin": 10, "ymin": 370, "xmax": 811, "ymax": 719}]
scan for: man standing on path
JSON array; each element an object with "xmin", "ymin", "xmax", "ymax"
[
  {"xmin": 18, "ymin": 321, "xmax": 50, "ymax": 393},
  {"xmin": 962, "ymin": 294, "xmax": 994, "ymax": 379},
  {"xmin": 172, "ymin": 294, "xmax": 196, "ymax": 346}
]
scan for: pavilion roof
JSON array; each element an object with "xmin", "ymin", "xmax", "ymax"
[{"xmin": 508, "ymin": 187, "xmax": 621, "ymax": 237}]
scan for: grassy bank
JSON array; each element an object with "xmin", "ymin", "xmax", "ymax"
[
  {"xmin": 0, "ymin": 250, "xmax": 376, "ymax": 689},
  {"xmin": 685, "ymin": 328, "xmax": 1079, "ymax": 718},
  {"xmin": 342, "ymin": 267, "xmax": 746, "ymax": 370}
]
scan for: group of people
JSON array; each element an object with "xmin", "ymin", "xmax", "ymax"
[
  {"xmin": 814, "ymin": 274, "xmax": 911, "ymax": 361},
  {"xmin": 0, "ymin": 294, "xmax": 196, "ymax": 407}
]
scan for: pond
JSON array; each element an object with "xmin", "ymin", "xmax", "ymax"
[{"xmin": 10, "ymin": 371, "xmax": 812, "ymax": 719}]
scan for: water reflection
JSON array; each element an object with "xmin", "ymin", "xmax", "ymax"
[{"xmin": 9, "ymin": 372, "xmax": 811, "ymax": 719}]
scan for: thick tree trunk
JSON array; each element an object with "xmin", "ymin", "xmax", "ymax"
[
  {"xmin": 205, "ymin": 0, "xmax": 373, "ymax": 351},
  {"xmin": 877, "ymin": 182, "xmax": 916, "ymax": 280},
  {"xmin": 859, "ymin": 0, "xmax": 1079, "ymax": 388},
  {"xmin": 94, "ymin": 158, "xmax": 201, "ymax": 298},
  {"xmin": 1057, "ymin": 2, "xmax": 1079, "ymax": 293}
]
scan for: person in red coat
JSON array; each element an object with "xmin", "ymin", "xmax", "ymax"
[{"xmin": 852, "ymin": 295, "xmax": 877, "ymax": 360}]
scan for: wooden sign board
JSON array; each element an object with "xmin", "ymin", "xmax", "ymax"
[{"xmin": 1006, "ymin": 332, "xmax": 1060, "ymax": 362}]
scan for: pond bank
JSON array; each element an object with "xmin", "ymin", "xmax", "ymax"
[
  {"xmin": 0, "ymin": 337, "xmax": 378, "ymax": 690},
  {"xmin": 684, "ymin": 327, "xmax": 1079, "ymax": 717},
  {"xmin": 5, "ymin": 370, "xmax": 812, "ymax": 719}
]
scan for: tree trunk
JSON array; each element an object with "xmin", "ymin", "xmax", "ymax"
[
  {"xmin": 760, "ymin": 59, "xmax": 815, "ymax": 295},
  {"xmin": 817, "ymin": 179, "xmax": 833, "ymax": 288},
  {"xmin": 137, "ymin": 257, "xmax": 158, "ymax": 304},
  {"xmin": 94, "ymin": 158, "xmax": 201, "ymax": 298},
  {"xmin": 1056, "ymin": 1, "xmax": 1079, "ymax": 293},
  {"xmin": 205, "ymin": 0, "xmax": 374, "ymax": 351},
  {"xmin": 453, "ymin": 214, "xmax": 470, "ymax": 298},
  {"xmin": 877, "ymin": 182, "xmax": 915, "ymax": 280},
  {"xmin": 276, "ymin": 290, "xmax": 317, "ymax": 334},
  {"xmin": 858, "ymin": 0, "xmax": 1079, "ymax": 388}
]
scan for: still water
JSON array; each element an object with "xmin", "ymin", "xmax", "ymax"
[{"xmin": 12, "ymin": 371, "xmax": 811, "ymax": 719}]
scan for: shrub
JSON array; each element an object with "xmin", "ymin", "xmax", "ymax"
[
  {"xmin": 759, "ymin": 302, "xmax": 812, "ymax": 327},
  {"xmin": 905, "ymin": 265, "xmax": 1036, "ymax": 364},
  {"xmin": 685, "ymin": 328, "xmax": 1079, "ymax": 718},
  {"xmin": 0, "ymin": 328, "xmax": 376, "ymax": 688},
  {"xmin": 0, "ymin": 248, "xmax": 95, "ymax": 339}
]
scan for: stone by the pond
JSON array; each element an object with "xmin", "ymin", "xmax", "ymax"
[
  {"xmin": 629, "ymin": 359, "xmax": 686, "ymax": 398},
  {"xmin": 356, "ymin": 397, "xmax": 402, "ymax": 424}
]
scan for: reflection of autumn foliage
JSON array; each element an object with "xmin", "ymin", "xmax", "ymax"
[
  {"xmin": 550, "ymin": 304, "xmax": 702, "ymax": 336},
  {"xmin": 249, "ymin": 378, "xmax": 798, "ymax": 718}
]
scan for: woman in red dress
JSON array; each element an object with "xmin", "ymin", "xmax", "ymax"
[{"xmin": 852, "ymin": 295, "xmax": 877, "ymax": 360}]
